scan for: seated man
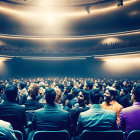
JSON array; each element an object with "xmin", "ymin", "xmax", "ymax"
[
  {"xmin": 101, "ymin": 87, "xmax": 123, "ymax": 124},
  {"xmin": 0, "ymin": 120, "xmax": 17, "ymax": 140},
  {"xmin": 77, "ymin": 89, "xmax": 118, "ymax": 135},
  {"xmin": 0, "ymin": 85, "xmax": 27, "ymax": 138},
  {"xmin": 28, "ymin": 88, "xmax": 70, "ymax": 139},
  {"xmin": 119, "ymin": 84, "xmax": 140, "ymax": 134}
]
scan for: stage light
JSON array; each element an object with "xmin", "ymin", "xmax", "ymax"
[
  {"xmin": 101, "ymin": 37, "xmax": 122, "ymax": 45},
  {"xmin": 100, "ymin": 53, "xmax": 140, "ymax": 73}
]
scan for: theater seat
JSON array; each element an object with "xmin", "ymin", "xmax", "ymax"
[
  {"xmin": 13, "ymin": 130, "xmax": 23, "ymax": 140},
  {"xmin": 81, "ymin": 130, "xmax": 125, "ymax": 140},
  {"xmin": 32, "ymin": 130, "xmax": 70, "ymax": 140},
  {"xmin": 127, "ymin": 130, "xmax": 140, "ymax": 140}
]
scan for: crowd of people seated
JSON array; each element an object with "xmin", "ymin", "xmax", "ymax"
[
  {"xmin": 0, "ymin": 77, "xmax": 140, "ymax": 140},
  {"xmin": 0, "ymin": 38, "xmax": 139, "ymax": 53}
]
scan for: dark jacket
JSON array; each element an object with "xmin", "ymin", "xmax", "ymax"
[
  {"xmin": 0, "ymin": 100, "xmax": 27, "ymax": 135},
  {"xmin": 24, "ymin": 99, "xmax": 44, "ymax": 111},
  {"xmin": 77, "ymin": 104, "xmax": 118, "ymax": 135},
  {"xmin": 32, "ymin": 103, "xmax": 70, "ymax": 132}
]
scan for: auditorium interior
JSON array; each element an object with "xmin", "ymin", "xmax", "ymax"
[{"xmin": 0, "ymin": 0, "xmax": 140, "ymax": 140}]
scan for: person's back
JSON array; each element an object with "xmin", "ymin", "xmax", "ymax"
[
  {"xmin": 0, "ymin": 85, "xmax": 27, "ymax": 136},
  {"xmin": 77, "ymin": 89, "xmax": 118, "ymax": 135},
  {"xmin": 32, "ymin": 88, "xmax": 70, "ymax": 131},
  {"xmin": 32, "ymin": 103, "xmax": 70, "ymax": 131},
  {"xmin": 119, "ymin": 103, "xmax": 140, "ymax": 133},
  {"xmin": 78, "ymin": 105, "xmax": 117, "ymax": 132},
  {"xmin": 24, "ymin": 84, "xmax": 44, "ymax": 111},
  {"xmin": 0, "ymin": 120, "xmax": 17, "ymax": 140},
  {"xmin": 119, "ymin": 84, "xmax": 140, "ymax": 134}
]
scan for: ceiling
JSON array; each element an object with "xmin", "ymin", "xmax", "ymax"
[{"xmin": 0, "ymin": 0, "xmax": 140, "ymax": 58}]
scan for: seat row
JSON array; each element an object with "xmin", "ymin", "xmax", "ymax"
[{"xmin": 1, "ymin": 130, "xmax": 140, "ymax": 140}]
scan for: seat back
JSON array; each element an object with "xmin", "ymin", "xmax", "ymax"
[
  {"xmin": 81, "ymin": 130, "xmax": 125, "ymax": 140},
  {"xmin": 127, "ymin": 130, "xmax": 140, "ymax": 140},
  {"xmin": 13, "ymin": 130, "xmax": 23, "ymax": 140},
  {"xmin": 32, "ymin": 130, "xmax": 70, "ymax": 140}
]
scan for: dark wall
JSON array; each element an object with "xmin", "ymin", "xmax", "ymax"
[{"xmin": 0, "ymin": 58, "xmax": 140, "ymax": 79}]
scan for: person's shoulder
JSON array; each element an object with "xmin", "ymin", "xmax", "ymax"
[
  {"xmin": 0, "ymin": 120, "xmax": 11, "ymax": 128},
  {"xmin": 114, "ymin": 101, "xmax": 123, "ymax": 109},
  {"xmin": 58, "ymin": 107, "xmax": 69, "ymax": 114},
  {"xmin": 34, "ymin": 107, "xmax": 44, "ymax": 113},
  {"xmin": 105, "ymin": 109, "xmax": 116, "ymax": 116},
  {"xmin": 80, "ymin": 108, "xmax": 91, "ymax": 117},
  {"xmin": 121, "ymin": 105, "xmax": 133, "ymax": 114},
  {"xmin": 100, "ymin": 101, "xmax": 106, "ymax": 106},
  {"xmin": 16, "ymin": 103, "xmax": 25, "ymax": 108}
]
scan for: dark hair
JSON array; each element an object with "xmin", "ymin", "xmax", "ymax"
[
  {"xmin": 72, "ymin": 88, "xmax": 80, "ymax": 97},
  {"xmin": 86, "ymin": 80, "xmax": 93, "ymax": 90},
  {"xmin": 80, "ymin": 84, "xmax": 84, "ymax": 89},
  {"xmin": 45, "ymin": 88, "xmax": 56, "ymax": 104},
  {"xmin": 64, "ymin": 86, "xmax": 72, "ymax": 95},
  {"xmin": 5, "ymin": 85, "xmax": 18, "ymax": 102},
  {"xmin": 133, "ymin": 84, "xmax": 140, "ymax": 102},
  {"xmin": 57, "ymin": 84, "xmax": 64, "ymax": 92},
  {"xmin": 80, "ymin": 89, "xmax": 89, "ymax": 101},
  {"xmin": 66, "ymin": 93, "xmax": 73, "ymax": 100},
  {"xmin": 90, "ymin": 89, "xmax": 101, "ymax": 104},
  {"xmin": 28, "ymin": 84, "xmax": 39, "ymax": 100},
  {"xmin": 19, "ymin": 82, "xmax": 26, "ymax": 90},
  {"xmin": 107, "ymin": 88, "xmax": 118, "ymax": 98},
  {"xmin": 123, "ymin": 88, "xmax": 128, "ymax": 94}
]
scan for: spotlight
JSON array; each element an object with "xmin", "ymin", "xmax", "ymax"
[
  {"xmin": 85, "ymin": 6, "xmax": 90, "ymax": 14},
  {"xmin": 117, "ymin": 0, "xmax": 123, "ymax": 6}
]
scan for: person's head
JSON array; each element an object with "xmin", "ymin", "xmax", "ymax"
[
  {"xmin": 84, "ymin": 80, "xmax": 93, "ymax": 91},
  {"xmin": 45, "ymin": 88, "xmax": 56, "ymax": 104},
  {"xmin": 28, "ymin": 83, "xmax": 39, "ymax": 100},
  {"xmin": 72, "ymin": 88, "xmax": 80, "ymax": 97},
  {"xmin": 120, "ymin": 88, "xmax": 128, "ymax": 96},
  {"xmin": 90, "ymin": 89, "xmax": 101, "ymax": 104},
  {"xmin": 39, "ymin": 86, "xmax": 45, "ymax": 96},
  {"xmin": 64, "ymin": 86, "xmax": 72, "ymax": 95},
  {"xmin": 77, "ymin": 89, "xmax": 89, "ymax": 105},
  {"xmin": 104, "ymin": 87, "xmax": 117, "ymax": 104},
  {"xmin": 54, "ymin": 87, "xmax": 62, "ymax": 104},
  {"xmin": 19, "ymin": 82, "xmax": 26, "ymax": 90},
  {"xmin": 5, "ymin": 85, "xmax": 18, "ymax": 102},
  {"xmin": 131, "ymin": 84, "xmax": 140, "ymax": 103}
]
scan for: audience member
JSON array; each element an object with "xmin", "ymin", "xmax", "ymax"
[
  {"xmin": 18, "ymin": 82, "xmax": 28, "ymax": 105},
  {"xmin": 24, "ymin": 83, "xmax": 44, "ymax": 111},
  {"xmin": 0, "ymin": 77, "xmax": 139, "ymax": 139},
  {"xmin": 28, "ymin": 88, "xmax": 70, "ymax": 140},
  {"xmin": 101, "ymin": 86, "xmax": 123, "ymax": 124},
  {"xmin": 119, "ymin": 84, "xmax": 140, "ymax": 134},
  {"xmin": 118, "ymin": 88, "xmax": 131, "ymax": 108},
  {"xmin": 0, "ymin": 85, "xmax": 27, "ymax": 139},
  {"xmin": 77, "ymin": 89, "xmax": 118, "ymax": 135},
  {"xmin": 0, "ymin": 120, "xmax": 17, "ymax": 140}
]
